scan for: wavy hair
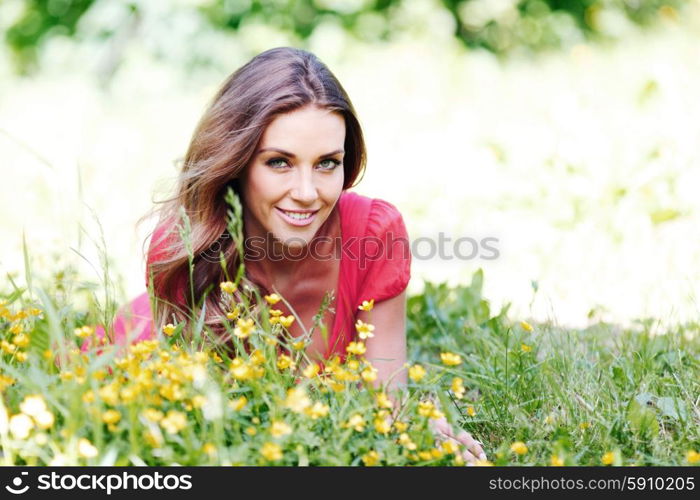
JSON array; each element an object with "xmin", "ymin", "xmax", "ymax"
[{"xmin": 142, "ymin": 47, "xmax": 367, "ymax": 343}]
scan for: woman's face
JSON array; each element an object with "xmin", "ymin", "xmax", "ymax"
[{"xmin": 240, "ymin": 105, "xmax": 346, "ymax": 250}]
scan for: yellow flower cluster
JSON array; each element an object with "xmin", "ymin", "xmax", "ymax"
[
  {"xmin": 0, "ymin": 302, "xmax": 42, "ymax": 364},
  {"xmin": 6, "ymin": 394, "xmax": 55, "ymax": 440}
]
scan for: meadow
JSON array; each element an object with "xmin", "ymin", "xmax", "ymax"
[
  {"xmin": 1, "ymin": 0, "xmax": 699, "ymax": 466},
  {"xmin": 1, "ymin": 203, "xmax": 698, "ymax": 465}
]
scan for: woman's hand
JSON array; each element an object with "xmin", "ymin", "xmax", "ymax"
[{"xmin": 429, "ymin": 416, "xmax": 487, "ymax": 464}]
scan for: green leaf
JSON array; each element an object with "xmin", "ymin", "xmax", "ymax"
[
  {"xmin": 656, "ymin": 397, "xmax": 687, "ymax": 421},
  {"xmin": 626, "ymin": 395, "xmax": 659, "ymax": 437}
]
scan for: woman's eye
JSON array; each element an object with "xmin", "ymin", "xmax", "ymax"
[
  {"xmin": 266, "ymin": 158, "xmax": 289, "ymax": 169},
  {"xmin": 319, "ymin": 159, "xmax": 341, "ymax": 170}
]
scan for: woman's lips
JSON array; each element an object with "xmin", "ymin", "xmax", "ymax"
[{"xmin": 275, "ymin": 207, "xmax": 319, "ymax": 226}]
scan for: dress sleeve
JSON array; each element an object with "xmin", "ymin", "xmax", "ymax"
[{"xmin": 357, "ymin": 198, "xmax": 412, "ymax": 305}]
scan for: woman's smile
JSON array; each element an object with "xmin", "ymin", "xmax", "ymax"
[{"xmin": 275, "ymin": 207, "xmax": 320, "ymax": 226}]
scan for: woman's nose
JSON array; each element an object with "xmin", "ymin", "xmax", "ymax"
[{"xmin": 290, "ymin": 168, "xmax": 318, "ymax": 204}]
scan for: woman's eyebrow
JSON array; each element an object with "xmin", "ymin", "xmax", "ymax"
[{"xmin": 257, "ymin": 147, "xmax": 344, "ymax": 158}]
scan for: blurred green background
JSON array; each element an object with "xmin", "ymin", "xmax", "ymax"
[{"xmin": 1, "ymin": 0, "xmax": 699, "ymax": 329}]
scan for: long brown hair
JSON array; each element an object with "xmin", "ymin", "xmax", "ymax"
[{"xmin": 143, "ymin": 47, "xmax": 367, "ymax": 342}]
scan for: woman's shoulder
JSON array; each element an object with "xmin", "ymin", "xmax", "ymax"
[
  {"xmin": 338, "ymin": 191, "xmax": 408, "ymax": 238},
  {"xmin": 338, "ymin": 191, "xmax": 411, "ymax": 303}
]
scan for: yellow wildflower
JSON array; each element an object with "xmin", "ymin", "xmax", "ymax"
[
  {"xmin": 430, "ymin": 408, "xmax": 444, "ymax": 420},
  {"xmin": 220, "ymin": 281, "xmax": 237, "ymax": 294},
  {"xmin": 376, "ymin": 392, "xmax": 393, "ymax": 409},
  {"xmin": 451, "ymin": 377, "xmax": 465, "ymax": 399},
  {"xmin": 160, "ymin": 410, "xmax": 187, "ymax": 434},
  {"xmin": 346, "ymin": 414, "xmax": 366, "ymax": 432},
  {"xmin": 202, "ymin": 443, "xmax": 217, "ymax": 456},
  {"xmin": 9, "ymin": 323, "xmax": 23, "ymax": 335},
  {"xmin": 361, "ymin": 450, "xmax": 380, "ymax": 466},
  {"xmin": 374, "ymin": 417, "xmax": 391, "ymax": 434},
  {"xmin": 1, "ymin": 340, "xmax": 17, "ymax": 354},
  {"xmin": 229, "ymin": 358, "xmax": 252, "ymax": 381},
  {"xmin": 35, "ymin": 410, "xmax": 54, "ymax": 430},
  {"xmin": 521, "ymin": 343, "xmax": 532, "ymax": 353},
  {"xmin": 601, "ymin": 451, "xmax": 615, "ymax": 465},
  {"xmin": 264, "ymin": 294, "xmax": 281, "ymax": 305},
  {"xmin": 261, "ymin": 442, "xmax": 283, "ymax": 461},
  {"xmin": 191, "ymin": 395, "xmax": 207, "ymax": 409},
  {"xmin": 19, "ymin": 395, "xmax": 46, "ymax": 417},
  {"xmin": 269, "ymin": 309, "xmax": 283, "ymax": 317},
  {"xmin": 102, "ymin": 409, "xmax": 121, "ymax": 425},
  {"xmin": 686, "ymin": 450, "xmax": 700, "ymax": 464},
  {"xmin": 440, "ymin": 352, "xmax": 462, "ymax": 366},
  {"xmin": 474, "ymin": 459, "xmax": 494, "ymax": 466},
  {"xmin": 467, "ymin": 406, "xmax": 476, "ymax": 417},
  {"xmin": 249, "ymin": 349, "xmax": 265, "ymax": 365},
  {"xmin": 418, "ymin": 400, "xmax": 435, "ymax": 417},
  {"xmin": 226, "ymin": 307, "xmax": 240, "ymax": 320},
  {"xmin": 15, "ymin": 351, "xmax": 28, "ymax": 362},
  {"xmin": 143, "ymin": 430, "xmax": 162, "ymax": 448},
  {"xmin": 276, "ymin": 354, "xmax": 295, "ymax": 370},
  {"xmin": 234, "ymin": 317, "xmax": 255, "ymax": 339},
  {"xmin": 74, "ymin": 326, "xmax": 94, "ymax": 339},
  {"xmin": 579, "ymin": 422, "xmax": 591, "ymax": 430},
  {"xmin": 270, "ymin": 420, "xmax": 292, "ymax": 438},
  {"xmin": 361, "ymin": 366, "xmax": 377, "ymax": 383},
  {"xmin": 0, "ymin": 374, "xmax": 15, "ymax": 391},
  {"xmin": 510, "ymin": 441, "xmax": 528, "ymax": 455},
  {"xmin": 292, "ymin": 341, "xmax": 306, "ymax": 351},
  {"xmin": 358, "ymin": 299, "xmax": 374, "ymax": 312},
  {"xmin": 302, "ymin": 363, "xmax": 320, "ymax": 378},
  {"xmin": 520, "ymin": 321, "xmax": 533, "ymax": 332},
  {"xmin": 394, "ymin": 421, "xmax": 408, "ymax": 433},
  {"xmin": 284, "ymin": 387, "xmax": 311, "ymax": 413},
  {"xmin": 77, "ymin": 438, "xmax": 98, "ymax": 458},
  {"xmin": 142, "ymin": 408, "xmax": 164, "ymax": 422},
  {"xmin": 550, "ymin": 454, "xmax": 564, "ymax": 466},
  {"xmin": 355, "ymin": 320, "xmax": 375, "ymax": 340},
  {"xmin": 229, "ymin": 396, "xmax": 247, "ymax": 411},
  {"xmin": 9, "ymin": 414, "xmax": 34, "ymax": 439},
  {"xmin": 245, "ymin": 427, "xmax": 257, "ymax": 436},
  {"xmin": 12, "ymin": 333, "xmax": 30, "ymax": 348},
  {"xmin": 279, "ymin": 315, "xmax": 295, "ymax": 328},
  {"xmin": 346, "ymin": 341, "xmax": 366, "ymax": 356},
  {"xmin": 398, "ymin": 433, "xmax": 417, "ymax": 450},
  {"xmin": 408, "ymin": 364, "xmax": 426, "ymax": 382},
  {"xmin": 162, "ymin": 323, "xmax": 176, "ymax": 336},
  {"xmin": 304, "ymin": 402, "xmax": 330, "ymax": 420},
  {"xmin": 442, "ymin": 440, "xmax": 459, "ymax": 455}
]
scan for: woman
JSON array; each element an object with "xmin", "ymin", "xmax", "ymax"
[{"xmin": 87, "ymin": 47, "xmax": 486, "ymax": 463}]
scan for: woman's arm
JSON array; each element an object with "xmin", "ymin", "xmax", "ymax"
[
  {"xmin": 360, "ymin": 290, "xmax": 408, "ymax": 396},
  {"xmin": 359, "ymin": 290, "xmax": 487, "ymax": 464}
]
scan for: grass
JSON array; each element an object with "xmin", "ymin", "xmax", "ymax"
[
  {"xmin": 1, "ymin": 255, "xmax": 698, "ymax": 465},
  {"xmin": 407, "ymin": 270, "xmax": 700, "ymax": 465},
  {"xmin": 1, "ymin": 192, "xmax": 698, "ymax": 466}
]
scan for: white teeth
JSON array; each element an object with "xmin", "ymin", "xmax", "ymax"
[{"xmin": 282, "ymin": 210, "xmax": 312, "ymax": 220}]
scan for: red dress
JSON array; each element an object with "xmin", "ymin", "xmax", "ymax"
[{"xmin": 82, "ymin": 191, "xmax": 412, "ymax": 359}]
